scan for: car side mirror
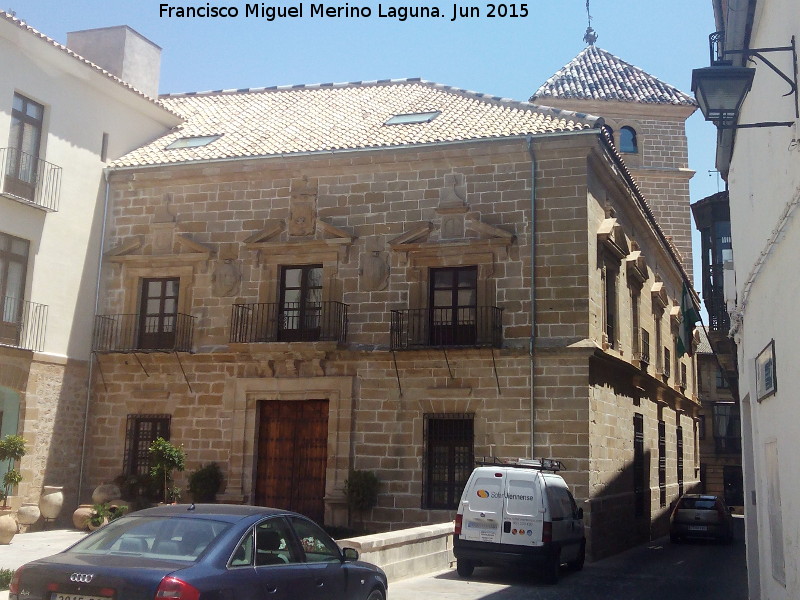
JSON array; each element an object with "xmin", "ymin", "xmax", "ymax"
[
  {"xmin": 577, "ymin": 507, "xmax": 584, "ymax": 520},
  {"xmin": 342, "ymin": 547, "xmax": 359, "ymax": 562}
]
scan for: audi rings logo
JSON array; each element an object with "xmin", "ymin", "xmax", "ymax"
[{"xmin": 70, "ymin": 573, "xmax": 95, "ymax": 583}]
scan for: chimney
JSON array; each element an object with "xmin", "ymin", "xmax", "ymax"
[{"xmin": 66, "ymin": 26, "xmax": 161, "ymax": 98}]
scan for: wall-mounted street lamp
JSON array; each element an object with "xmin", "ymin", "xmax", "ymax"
[{"xmin": 691, "ymin": 31, "xmax": 799, "ymax": 129}]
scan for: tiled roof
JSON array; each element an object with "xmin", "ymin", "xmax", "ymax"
[
  {"xmin": 0, "ymin": 10, "xmax": 179, "ymax": 116},
  {"xmin": 531, "ymin": 45, "xmax": 696, "ymax": 106},
  {"xmin": 696, "ymin": 326, "xmax": 712, "ymax": 355},
  {"xmin": 112, "ymin": 79, "xmax": 599, "ymax": 167}
]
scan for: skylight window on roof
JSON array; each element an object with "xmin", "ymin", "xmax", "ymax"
[
  {"xmin": 384, "ymin": 111, "xmax": 441, "ymax": 125},
  {"xmin": 165, "ymin": 134, "xmax": 222, "ymax": 149}
]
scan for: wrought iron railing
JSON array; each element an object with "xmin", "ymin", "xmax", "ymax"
[
  {"xmin": 1, "ymin": 147, "xmax": 62, "ymax": 212},
  {"xmin": 0, "ymin": 296, "xmax": 47, "ymax": 352},
  {"xmin": 707, "ymin": 264, "xmax": 730, "ymax": 331},
  {"xmin": 390, "ymin": 306, "xmax": 503, "ymax": 350},
  {"xmin": 92, "ymin": 313, "xmax": 195, "ymax": 352},
  {"xmin": 634, "ymin": 328, "xmax": 650, "ymax": 365},
  {"xmin": 230, "ymin": 301, "xmax": 348, "ymax": 344}
]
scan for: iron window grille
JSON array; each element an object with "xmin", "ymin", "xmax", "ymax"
[
  {"xmin": 423, "ymin": 414, "xmax": 474, "ymax": 510},
  {"xmin": 633, "ymin": 413, "xmax": 645, "ymax": 517},
  {"xmin": 658, "ymin": 420, "xmax": 667, "ymax": 508},
  {"xmin": 123, "ymin": 414, "xmax": 170, "ymax": 477}
]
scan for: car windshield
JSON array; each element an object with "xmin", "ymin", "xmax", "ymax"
[
  {"xmin": 678, "ymin": 497, "xmax": 717, "ymax": 510},
  {"xmin": 69, "ymin": 515, "xmax": 232, "ymax": 561}
]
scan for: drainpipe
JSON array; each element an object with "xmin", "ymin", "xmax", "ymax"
[
  {"xmin": 78, "ymin": 169, "xmax": 111, "ymax": 502},
  {"xmin": 526, "ymin": 137, "xmax": 537, "ymax": 458}
]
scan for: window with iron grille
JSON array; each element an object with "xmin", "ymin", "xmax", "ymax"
[
  {"xmin": 664, "ymin": 347, "xmax": 671, "ymax": 379},
  {"xmin": 640, "ymin": 329, "xmax": 650, "ymax": 365},
  {"xmin": 658, "ymin": 420, "xmax": 666, "ymax": 508},
  {"xmin": 677, "ymin": 425, "xmax": 684, "ymax": 497},
  {"xmin": 631, "ymin": 289, "xmax": 641, "ymax": 357},
  {"xmin": 603, "ymin": 263, "xmax": 618, "ymax": 348},
  {"xmin": 423, "ymin": 414, "xmax": 474, "ymax": 510},
  {"xmin": 633, "ymin": 413, "xmax": 644, "ymax": 517},
  {"xmin": 123, "ymin": 414, "xmax": 171, "ymax": 477}
]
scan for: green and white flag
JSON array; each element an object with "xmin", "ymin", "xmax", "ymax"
[{"xmin": 677, "ymin": 281, "xmax": 699, "ymax": 357}]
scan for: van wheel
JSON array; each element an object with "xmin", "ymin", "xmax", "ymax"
[
  {"xmin": 542, "ymin": 548, "xmax": 561, "ymax": 584},
  {"xmin": 456, "ymin": 559, "xmax": 474, "ymax": 578},
  {"xmin": 568, "ymin": 541, "xmax": 586, "ymax": 571}
]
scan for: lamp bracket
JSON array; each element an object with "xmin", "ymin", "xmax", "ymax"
[{"xmin": 714, "ymin": 33, "xmax": 799, "ymax": 121}]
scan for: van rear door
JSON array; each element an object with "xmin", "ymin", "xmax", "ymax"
[
  {"xmin": 458, "ymin": 469, "xmax": 503, "ymax": 543},
  {"xmin": 501, "ymin": 471, "xmax": 544, "ymax": 546}
]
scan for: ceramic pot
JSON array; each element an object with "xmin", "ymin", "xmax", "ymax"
[
  {"xmin": 72, "ymin": 504, "xmax": 94, "ymax": 530},
  {"xmin": 0, "ymin": 510, "xmax": 16, "ymax": 544},
  {"xmin": 92, "ymin": 484, "xmax": 121, "ymax": 505},
  {"xmin": 16, "ymin": 502, "xmax": 40, "ymax": 526},
  {"xmin": 39, "ymin": 486, "xmax": 64, "ymax": 520}
]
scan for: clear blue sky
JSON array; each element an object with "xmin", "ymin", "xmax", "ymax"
[{"xmin": 14, "ymin": 0, "xmax": 722, "ymax": 295}]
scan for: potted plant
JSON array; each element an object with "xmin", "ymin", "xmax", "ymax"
[
  {"xmin": 0, "ymin": 435, "xmax": 26, "ymax": 508},
  {"xmin": 88, "ymin": 503, "xmax": 110, "ymax": 530},
  {"xmin": 148, "ymin": 437, "xmax": 186, "ymax": 504},
  {"xmin": 188, "ymin": 462, "xmax": 224, "ymax": 503},
  {"xmin": 343, "ymin": 469, "xmax": 380, "ymax": 532}
]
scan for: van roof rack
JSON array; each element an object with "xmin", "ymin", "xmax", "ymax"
[{"xmin": 475, "ymin": 457, "xmax": 565, "ymax": 472}]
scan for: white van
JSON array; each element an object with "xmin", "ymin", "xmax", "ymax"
[{"xmin": 453, "ymin": 458, "xmax": 585, "ymax": 583}]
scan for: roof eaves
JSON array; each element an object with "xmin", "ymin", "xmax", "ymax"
[{"xmin": 108, "ymin": 129, "xmax": 600, "ymax": 170}]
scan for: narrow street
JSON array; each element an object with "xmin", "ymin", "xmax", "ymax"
[{"xmin": 390, "ymin": 528, "xmax": 747, "ymax": 600}]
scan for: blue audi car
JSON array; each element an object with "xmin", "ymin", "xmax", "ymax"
[{"xmin": 10, "ymin": 504, "xmax": 388, "ymax": 600}]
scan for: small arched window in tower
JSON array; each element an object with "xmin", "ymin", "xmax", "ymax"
[{"xmin": 620, "ymin": 126, "xmax": 638, "ymax": 153}]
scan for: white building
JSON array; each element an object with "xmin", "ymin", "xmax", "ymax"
[
  {"xmin": 700, "ymin": 1, "xmax": 800, "ymax": 598},
  {"xmin": 0, "ymin": 11, "xmax": 179, "ymax": 515}
]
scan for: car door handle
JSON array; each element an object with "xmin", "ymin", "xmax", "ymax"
[
  {"xmin": 265, "ymin": 585, "xmax": 278, "ymax": 594},
  {"xmin": 316, "ymin": 579, "xmax": 325, "ymax": 588}
]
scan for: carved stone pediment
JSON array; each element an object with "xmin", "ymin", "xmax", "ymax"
[
  {"xmin": 670, "ymin": 305, "xmax": 682, "ymax": 328},
  {"xmin": 598, "ymin": 218, "xmax": 629, "ymax": 261},
  {"xmin": 389, "ymin": 214, "xmax": 514, "ymax": 267},
  {"xmin": 106, "ymin": 230, "xmax": 212, "ymax": 267},
  {"xmin": 651, "ymin": 280, "xmax": 668, "ymax": 311},
  {"xmin": 244, "ymin": 218, "xmax": 354, "ymax": 265},
  {"xmin": 626, "ymin": 250, "xmax": 649, "ymax": 284}
]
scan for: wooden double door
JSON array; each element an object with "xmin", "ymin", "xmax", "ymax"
[{"xmin": 255, "ymin": 400, "xmax": 329, "ymax": 523}]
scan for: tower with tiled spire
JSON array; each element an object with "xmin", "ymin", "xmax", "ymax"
[{"xmin": 531, "ymin": 42, "xmax": 697, "ymax": 277}]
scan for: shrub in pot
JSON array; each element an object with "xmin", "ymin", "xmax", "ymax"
[{"xmin": 188, "ymin": 463, "xmax": 224, "ymax": 503}]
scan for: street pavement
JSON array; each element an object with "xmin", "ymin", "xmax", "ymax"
[
  {"xmin": 0, "ymin": 523, "xmax": 747, "ymax": 600},
  {"xmin": 390, "ymin": 530, "xmax": 748, "ymax": 600}
]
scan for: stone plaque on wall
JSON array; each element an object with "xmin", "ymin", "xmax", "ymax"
[{"xmin": 213, "ymin": 259, "xmax": 241, "ymax": 296}]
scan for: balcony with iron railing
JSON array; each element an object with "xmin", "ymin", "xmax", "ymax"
[
  {"xmin": 633, "ymin": 328, "xmax": 651, "ymax": 367},
  {"xmin": 1, "ymin": 148, "xmax": 62, "ymax": 212},
  {"xmin": 0, "ymin": 296, "xmax": 47, "ymax": 352},
  {"xmin": 230, "ymin": 301, "xmax": 348, "ymax": 344},
  {"xmin": 92, "ymin": 313, "xmax": 195, "ymax": 353},
  {"xmin": 390, "ymin": 306, "xmax": 503, "ymax": 350},
  {"xmin": 707, "ymin": 264, "xmax": 730, "ymax": 331}
]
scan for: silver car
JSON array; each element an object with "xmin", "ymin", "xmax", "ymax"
[{"xmin": 669, "ymin": 494, "xmax": 734, "ymax": 543}]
